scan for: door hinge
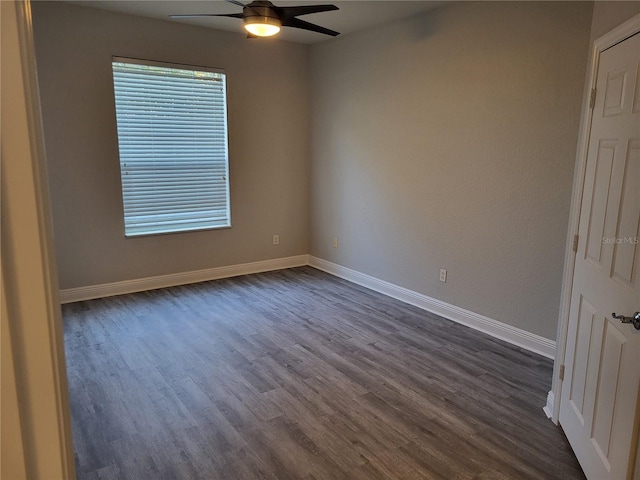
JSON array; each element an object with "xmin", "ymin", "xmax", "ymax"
[
  {"xmin": 572, "ymin": 234, "xmax": 579, "ymax": 253},
  {"xmin": 559, "ymin": 364, "xmax": 565, "ymax": 381},
  {"xmin": 589, "ymin": 88, "xmax": 597, "ymax": 109}
]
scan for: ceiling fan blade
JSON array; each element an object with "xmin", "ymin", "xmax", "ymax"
[
  {"xmin": 225, "ymin": 0, "xmax": 248, "ymax": 8},
  {"xmin": 275, "ymin": 4, "xmax": 338, "ymax": 20},
  {"xmin": 282, "ymin": 17, "xmax": 339, "ymax": 36},
  {"xmin": 170, "ymin": 13, "xmax": 244, "ymax": 18}
]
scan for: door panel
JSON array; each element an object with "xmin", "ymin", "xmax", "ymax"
[
  {"xmin": 568, "ymin": 295, "xmax": 597, "ymax": 420},
  {"xmin": 603, "ymin": 67, "xmax": 627, "ymax": 117},
  {"xmin": 611, "ymin": 140, "xmax": 639, "ymax": 285},
  {"xmin": 585, "ymin": 140, "xmax": 616, "ymax": 265},
  {"xmin": 591, "ymin": 321, "xmax": 626, "ymax": 463}
]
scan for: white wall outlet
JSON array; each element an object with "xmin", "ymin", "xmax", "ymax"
[
  {"xmin": 333, "ymin": 237, "xmax": 339, "ymax": 248},
  {"xmin": 273, "ymin": 235, "xmax": 280, "ymax": 245},
  {"xmin": 439, "ymin": 268, "xmax": 447, "ymax": 283}
]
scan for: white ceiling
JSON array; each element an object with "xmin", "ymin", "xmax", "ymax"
[{"xmin": 64, "ymin": 0, "xmax": 445, "ymax": 44}]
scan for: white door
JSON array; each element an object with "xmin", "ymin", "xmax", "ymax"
[{"xmin": 559, "ymin": 32, "xmax": 640, "ymax": 480}]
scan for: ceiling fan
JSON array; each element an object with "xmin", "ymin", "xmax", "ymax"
[{"xmin": 170, "ymin": 0, "xmax": 340, "ymax": 38}]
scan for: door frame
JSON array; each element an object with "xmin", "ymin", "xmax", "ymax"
[
  {"xmin": 550, "ymin": 13, "xmax": 640, "ymax": 425},
  {"xmin": 1, "ymin": 0, "xmax": 76, "ymax": 478}
]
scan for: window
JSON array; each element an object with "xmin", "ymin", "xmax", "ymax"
[{"xmin": 111, "ymin": 57, "xmax": 230, "ymax": 237}]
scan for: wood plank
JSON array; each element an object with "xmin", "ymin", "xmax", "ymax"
[{"xmin": 63, "ymin": 267, "xmax": 585, "ymax": 479}]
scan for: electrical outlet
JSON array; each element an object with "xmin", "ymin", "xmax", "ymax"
[
  {"xmin": 439, "ymin": 268, "xmax": 447, "ymax": 283},
  {"xmin": 333, "ymin": 237, "xmax": 339, "ymax": 248},
  {"xmin": 273, "ymin": 235, "xmax": 280, "ymax": 245}
]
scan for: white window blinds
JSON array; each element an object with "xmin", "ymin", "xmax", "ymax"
[{"xmin": 112, "ymin": 57, "xmax": 230, "ymax": 237}]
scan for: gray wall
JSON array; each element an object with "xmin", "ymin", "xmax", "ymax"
[
  {"xmin": 309, "ymin": 1, "xmax": 593, "ymax": 339},
  {"xmin": 32, "ymin": 2, "xmax": 311, "ymax": 289}
]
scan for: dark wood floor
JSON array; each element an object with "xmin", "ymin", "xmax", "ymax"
[{"xmin": 63, "ymin": 266, "xmax": 585, "ymax": 480}]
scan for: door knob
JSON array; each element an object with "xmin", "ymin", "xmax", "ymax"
[{"xmin": 612, "ymin": 312, "xmax": 640, "ymax": 330}]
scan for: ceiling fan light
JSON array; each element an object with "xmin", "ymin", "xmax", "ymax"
[{"xmin": 244, "ymin": 16, "xmax": 281, "ymax": 37}]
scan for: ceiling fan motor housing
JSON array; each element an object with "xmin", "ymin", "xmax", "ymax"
[{"xmin": 243, "ymin": 1, "xmax": 281, "ymax": 28}]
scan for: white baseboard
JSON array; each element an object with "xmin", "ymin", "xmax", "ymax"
[
  {"xmin": 543, "ymin": 390, "xmax": 555, "ymax": 420},
  {"xmin": 61, "ymin": 253, "xmax": 556, "ymax": 359},
  {"xmin": 309, "ymin": 256, "xmax": 556, "ymax": 359},
  {"xmin": 59, "ymin": 254, "xmax": 309, "ymax": 304}
]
